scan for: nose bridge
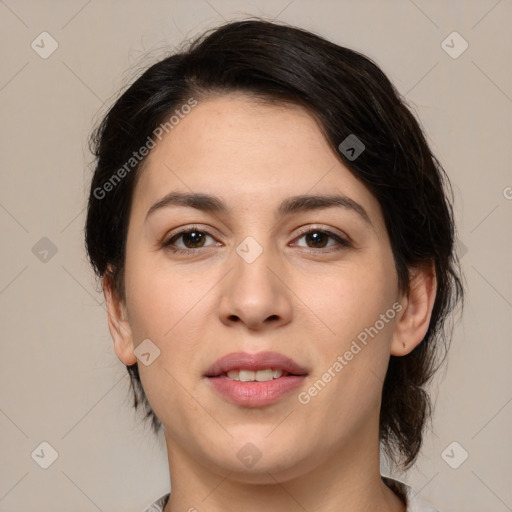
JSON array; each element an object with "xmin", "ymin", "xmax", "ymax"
[
  {"xmin": 218, "ymin": 233, "xmax": 292, "ymax": 329},
  {"xmin": 232, "ymin": 233, "xmax": 278, "ymax": 297}
]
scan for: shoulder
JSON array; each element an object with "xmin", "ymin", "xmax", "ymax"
[
  {"xmin": 141, "ymin": 492, "xmax": 170, "ymax": 512},
  {"xmin": 383, "ymin": 476, "xmax": 442, "ymax": 512}
]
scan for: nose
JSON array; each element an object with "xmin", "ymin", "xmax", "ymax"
[{"xmin": 218, "ymin": 241, "xmax": 293, "ymax": 331}]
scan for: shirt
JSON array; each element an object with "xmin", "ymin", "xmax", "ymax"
[{"xmin": 141, "ymin": 477, "xmax": 441, "ymax": 512}]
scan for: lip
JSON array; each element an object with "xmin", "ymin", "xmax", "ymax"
[
  {"xmin": 203, "ymin": 351, "xmax": 308, "ymax": 377},
  {"xmin": 204, "ymin": 351, "xmax": 308, "ymax": 408}
]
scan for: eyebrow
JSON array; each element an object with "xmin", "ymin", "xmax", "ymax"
[{"xmin": 145, "ymin": 191, "xmax": 373, "ymax": 227}]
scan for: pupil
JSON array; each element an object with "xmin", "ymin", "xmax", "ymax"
[
  {"xmin": 308, "ymin": 232, "xmax": 326, "ymax": 248},
  {"xmin": 186, "ymin": 231, "xmax": 203, "ymax": 247}
]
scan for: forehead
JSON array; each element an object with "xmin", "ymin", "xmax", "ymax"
[
  {"xmin": 143, "ymin": 94, "xmax": 332, "ymax": 176},
  {"xmin": 133, "ymin": 94, "xmax": 385, "ymax": 235}
]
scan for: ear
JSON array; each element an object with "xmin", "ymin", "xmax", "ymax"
[
  {"xmin": 391, "ymin": 262, "xmax": 437, "ymax": 356},
  {"xmin": 103, "ymin": 271, "xmax": 137, "ymax": 366}
]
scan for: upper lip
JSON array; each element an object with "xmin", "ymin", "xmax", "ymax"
[{"xmin": 204, "ymin": 351, "xmax": 309, "ymax": 377}]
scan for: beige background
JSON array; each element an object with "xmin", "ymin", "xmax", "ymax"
[{"xmin": 1, "ymin": 0, "xmax": 511, "ymax": 511}]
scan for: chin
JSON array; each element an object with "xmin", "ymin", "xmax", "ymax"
[
  {"xmin": 216, "ymin": 456, "xmax": 309, "ymax": 485},
  {"xmin": 204, "ymin": 435, "xmax": 315, "ymax": 484}
]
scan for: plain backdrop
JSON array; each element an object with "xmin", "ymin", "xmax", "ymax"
[{"xmin": 0, "ymin": 1, "xmax": 511, "ymax": 511}]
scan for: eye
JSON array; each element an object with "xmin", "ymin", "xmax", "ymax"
[
  {"xmin": 161, "ymin": 225, "xmax": 351, "ymax": 256},
  {"xmin": 162, "ymin": 225, "xmax": 220, "ymax": 254},
  {"xmin": 292, "ymin": 227, "xmax": 351, "ymax": 252}
]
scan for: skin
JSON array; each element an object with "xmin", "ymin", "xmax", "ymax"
[{"xmin": 104, "ymin": 94, "xmax": 437, "ymax": 512}]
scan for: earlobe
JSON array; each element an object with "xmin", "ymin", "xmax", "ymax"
[
  {"xmin": 390, "ymin": 262, "xmax": 437, "ymax": 357},
  {"xmin": 103, "ymin": 272, "xmax": 137, "ymax": 366}
]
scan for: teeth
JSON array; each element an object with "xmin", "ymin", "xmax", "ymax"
[
  {"xmin": 226, "ymin": 368, "xmax": 284, "ymax": 381},
  {"xmin": 240, "ymin": 370, "xmax": 255, "ymax": 382}
]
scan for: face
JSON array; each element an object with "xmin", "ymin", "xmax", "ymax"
[{"xmin": 111, "ymin": 94, "xmax": 413, "ymax": 483}]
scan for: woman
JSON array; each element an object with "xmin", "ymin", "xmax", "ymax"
[{"xmin": 85, "ymin": 19, "xmax": 464, "ymax": 512}]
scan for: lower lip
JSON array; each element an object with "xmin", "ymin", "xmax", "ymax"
[{"xmin": 206, "ymin": 375, "xmax": 306, "ymax": 407}]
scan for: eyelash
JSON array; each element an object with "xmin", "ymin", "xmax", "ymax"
[{"xmin": 162, "ymin": 225, "xmax": 351, "ymax": 255}]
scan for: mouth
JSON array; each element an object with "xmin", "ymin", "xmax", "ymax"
[
  {"xmin": 204, "ymin": 351, "xmax": 308, "ymax": 407},
  {"xmin": 204, "ymin": 350, "xmax": 308, "ymax": 378},
  {"xmin": 210, "ymin": 368, "xmax": 298, "ymax": 381}
]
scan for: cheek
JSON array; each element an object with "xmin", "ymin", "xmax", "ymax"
[
  {"xmin": 123, "ymin": 252, "xmax": 207, "ymax": 340},
  {"xmin": 122, "ymin": 259, "xmax": 211, "ymax": 432},
  {"xmin": 301, "ymin": 258, "xmax": 398, "ymax": 351},
  {"xmin": 123, "ymin": 252, "xmax": 220, "ymax": 397}
]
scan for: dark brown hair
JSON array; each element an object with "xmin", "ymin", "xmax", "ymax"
[{"xmin": 85, "ymin": 18, "xmax": 464, "ymax": 470}]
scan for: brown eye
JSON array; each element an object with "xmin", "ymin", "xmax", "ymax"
[
  {"xmin": 162, "ymin": 226, "xmax": 219, "ymax": 254},
  {"xmin": 303, "ymin": 231, "xmax": 330, "ymax": 248},
  {"xmin": 173, "ymin": 230, "xmax": 207, "ymax": 248},
  {"xmin": 293, "ymin": 229, "xmax": 351, "ymax": 251}
]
